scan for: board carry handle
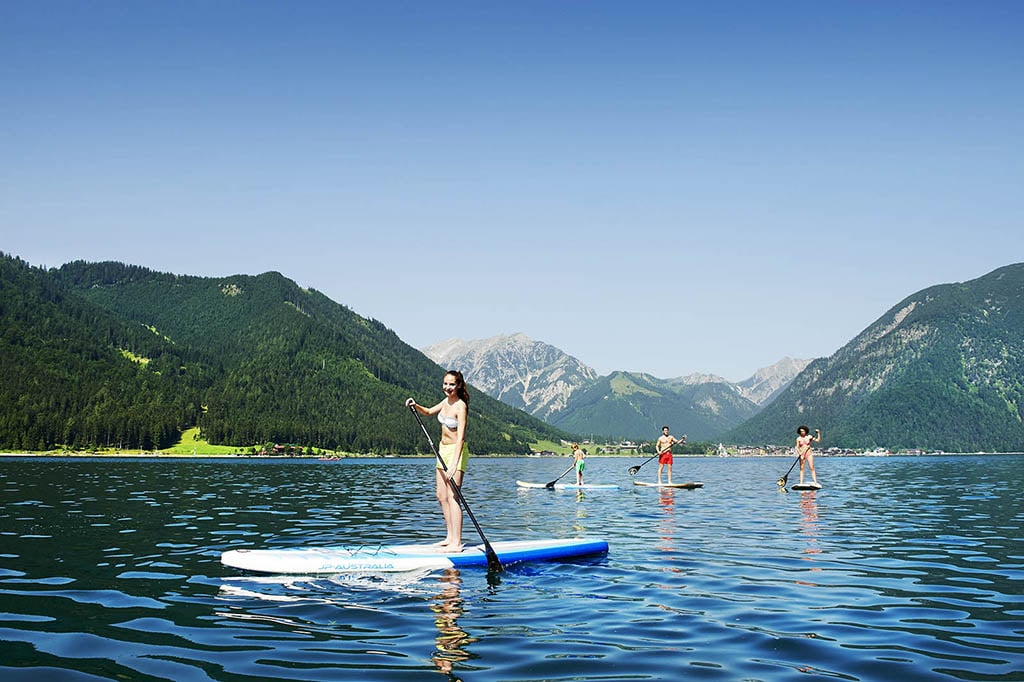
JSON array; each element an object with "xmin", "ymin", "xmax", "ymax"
[{"xmin": 408, "ymin": 405, "xmax": 504, "ymax": 575}]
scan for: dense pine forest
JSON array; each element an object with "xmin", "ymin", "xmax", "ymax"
[{"xmin": 0, "ymin": 254, "xmax": 569, "ymax": 453}]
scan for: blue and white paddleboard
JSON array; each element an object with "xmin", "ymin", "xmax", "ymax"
[
  {"xmin": 516, "ymin": 480, "xmax": 619, "ymax": 490},
  {"xmin": 221, "ymin": 538, "xmax": 609, "ymax": 574},
  {"xmin": 632, "ymin": 480, "xmax": 704, "ymax": 489}
]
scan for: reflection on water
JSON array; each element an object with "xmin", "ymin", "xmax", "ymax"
[
  {"xmin": 573, "ymin": 489, "xmax": 587, "ymax": 533},
  {"xmin": 658, "ymin": 487, "xmax": 675, "ymax": 512},
  {"xmin": 0, "ymin": 454, "xmax": 1021, "ymax": 681},
  {"xmin": 430, "ymin": 568, "xmax": 474, "ymax": 680},
  {"xmin": 657, "ymin": 488, "xmax": 675, "ymax": 554},
  {"xmin": 798, "ymin": 489, "xmax": 821, "ymax": 563}
]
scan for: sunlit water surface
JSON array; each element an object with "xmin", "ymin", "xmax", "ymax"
[{"xmin": 0, "ymin": 454, "xmax": 1021, "ymax": 681}]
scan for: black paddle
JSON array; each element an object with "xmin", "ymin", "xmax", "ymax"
[
  {"xmin": 408, "ymin": 405, "xmax": 503, "ymax": 574},
  {"xmin": 777, "ymin": 454, "xmax": 801, "ymax": 487},
  {"xmin": 545, "ymin": 463, "xmax": 575, "ymax": 489},
  {"xmin": 628, "ymin": 439, "xmax": 684, "ymax": 476}
]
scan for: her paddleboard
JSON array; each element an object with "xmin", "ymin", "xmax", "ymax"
[{"xmin": 222, "ymin": 537, "xmax": 609, "ymax": 574}]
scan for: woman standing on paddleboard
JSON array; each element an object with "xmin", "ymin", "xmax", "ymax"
[
  {"xmin": 796, "ymin": 425, "xmax": 822, "ymax": 488},
  {"xmin": 406, "ymin": 370, "xmax": 470, "ymax": 551}
]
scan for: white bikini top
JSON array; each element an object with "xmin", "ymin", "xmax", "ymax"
[{"xmin": 438, "ymin": 412, "xmax": 459, "ymax": 431}]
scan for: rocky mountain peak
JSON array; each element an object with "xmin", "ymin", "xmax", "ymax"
[
  {"xmin": 736, "ymin": 356, "xmax": 813, "ymax": 405},
  {"xmin": 422, "ymin": 333, "xmax": 599, "ymax": 420}
]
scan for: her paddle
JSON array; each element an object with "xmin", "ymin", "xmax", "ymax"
[
  {"xmin": 777, "ymin": 454, "xmax": 801, "ymax": 487},
  {"xmin": 628, "ymin": 440, "xmax": 682, "ymax": 476},
  {"xmin": 409, "ymin": 405, "xmax": 503, "ymax": 574},
  {"xmin": 545, "ymin": 463, "xmax": 575, "ymax": 489}
]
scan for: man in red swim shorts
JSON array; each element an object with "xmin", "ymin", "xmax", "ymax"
[{"xmin": 655, "ymin": 426, "xmax": 685, "ymax": 485}]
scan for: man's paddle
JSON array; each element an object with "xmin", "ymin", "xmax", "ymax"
[
  {"xmin": 409, "ymin": 405, "xmax": 503, "ymax": 574},
  {"xmin": 777, "ymin": 454, "xmax": 801, "ymax": 487},
  {"xmin": 545, "ymin": 463, "xmax": 575, "ymax": 489},
  {"xmin": 628, "ymin": 439, "xmax": 684, "ymax": 476}
]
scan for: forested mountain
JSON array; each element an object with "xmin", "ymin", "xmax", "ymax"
[
  {"xmin": 0, "ymin": 254, "xmax": 201, "ymax": 451},
  {"xmin": 547, "ymin": 371, "xmax": 759, "ymax": 441},
  {"xmin": 0, "ymin": 254, "xmax": 568, "ymax": 453},
  {"xmin": 727, "ymin": 264, "xmax": 1024, "ymax": 451},
  {"xmin": 12, "ymin": 252, "xmax": 1020, "ymax": 453}
]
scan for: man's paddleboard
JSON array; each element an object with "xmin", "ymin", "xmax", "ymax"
[
  {"xmin": 516, "ymin": 480, "xmax": 619, "ymax": 490},
  {"xmin": 790, "ymin": 483, "xmax": 822, "ymax": 490},
  {"xmin": 632, "ymin": 481, "xmax": 704, "ymax": 489},
  {"xmin": 221, "ymin": 538, "xmax": 609, "ymax": 574}
]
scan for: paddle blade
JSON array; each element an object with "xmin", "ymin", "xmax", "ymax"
[
  {"xmin": 628, "ymin": 466, "xmax": 640, "ymax": 475},
  {"xmin": 485, "ymin": 549, "xmax": 504, "ymax": 574},
  {"xmin": 545, "ymin": 481, "xmax": 557, "ymax": 489},
  {"xmin": 486, "ymin": 566, "xmax": 503, "ymax": 585},
  {"xmin": 777, "ymin": 476, "xmax": 786, "ymax": 486}
]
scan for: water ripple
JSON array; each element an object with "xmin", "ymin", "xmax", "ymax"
[{"xmin": 0, "ymin": 454, "xmax": 1021, "ymax": 680}]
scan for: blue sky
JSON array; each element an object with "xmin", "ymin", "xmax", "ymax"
[{"xmin": 3, "ymin": 1, "xmax": 1022, "ymax": 380}]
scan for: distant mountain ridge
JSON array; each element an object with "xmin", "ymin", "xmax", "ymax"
[
  {"xmin": 8, "ymin": 251, "xmax": 1018, "ymax": 452},
  {"xmin": 728, "ymin": 263, "xmax": 1024, "ymax": 451},
  {"xmin": 422, "ymin": 334, "xmax": 809, "ymax": 440},
  {"xmin": 549, "ymin": 370, "xmax": 760, "ymax": 441}
]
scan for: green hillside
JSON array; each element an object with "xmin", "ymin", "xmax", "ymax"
[
  {"xmin": 549, "ymin": 371, "xmax": 759, "ymax": 441},
  {"xmin": 727, "ymin": 264, "xmax": 1024, "ymax": 451},
  {"xmin": 0, "ymin": 254, "xmax": 568, "ymax": 453},
  {"xmin": 0, "ymin": 255, "xmax": 202, "ymax": 450}
]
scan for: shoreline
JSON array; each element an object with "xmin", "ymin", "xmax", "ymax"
[{"xmin": 1, "ymin": 451, "xmax": 1020, "ymax": 459}]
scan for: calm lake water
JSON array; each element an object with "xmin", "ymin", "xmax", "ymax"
[{"xmin": 1, "ymin": 454, "xmax": 1021, "ymax": 681}]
